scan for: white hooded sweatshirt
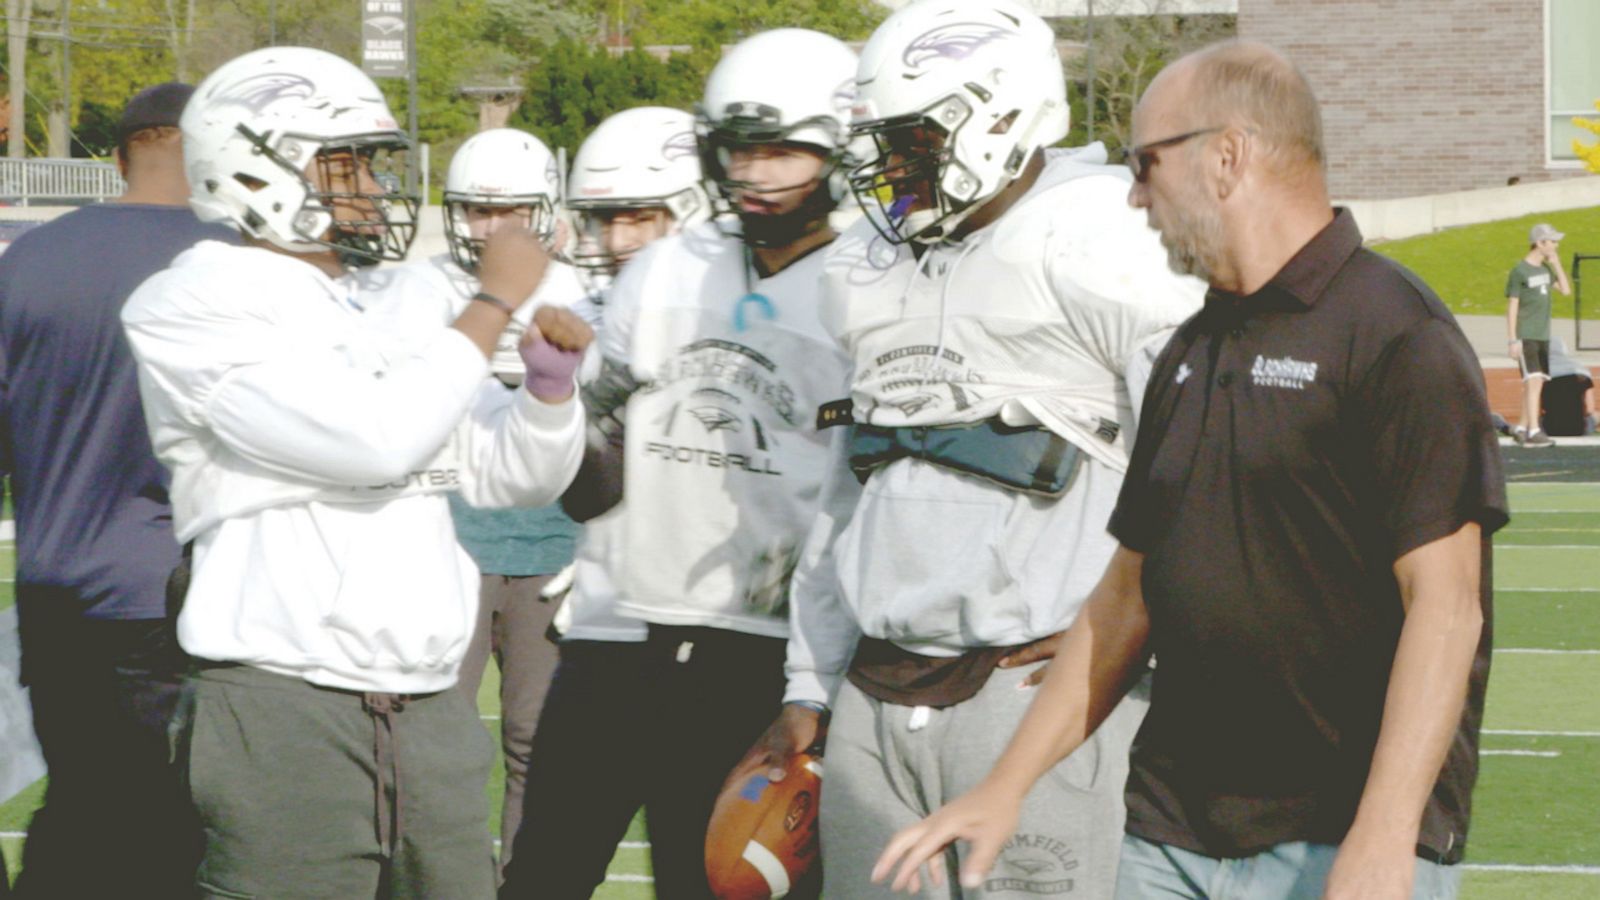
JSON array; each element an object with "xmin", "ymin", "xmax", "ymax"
[
  {"xmin": 599, "ymin": 222, "xmax": 852, "ymax": 638},
  {"xmin": 123, "ymin": 241, "xmax": 584, "ymax": 693},
  {"xmin": 784, "ymin": 147, "xmax": 1205, "ymax": 705}
]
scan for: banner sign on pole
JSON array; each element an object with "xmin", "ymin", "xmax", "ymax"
[{"xmin": 361, "ymin": 0, "xmax": 408, "ymax": 78}]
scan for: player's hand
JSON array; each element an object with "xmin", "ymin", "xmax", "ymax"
[
  {"xmin": 1509, "ymin": 339, "xmax": 1522, "ymax": 360},
  {"xmin": 996, "ymin": 631, "xmax": 1065, "ymax": 687},
  {"xmin": 872, "ymin": 781, "xmax": 1023, "ymax": 893},
  {"xmin": 532, "ymin": 305, "xmax": 593, "ymax": 354},
  {"xmin": 724, "ymin": 704, "xmax": 826, "ymax": 790},
  {"xmin": 520, "ymin": 306, "xmax": 592, "ymax": 403},
  {"xmin": 1321, "ymin": 828, "xmax": 1416, "ymax": 899},
  {"xmin": 478, "ymin": 226, "xmax": 550, "ymax": 307}
]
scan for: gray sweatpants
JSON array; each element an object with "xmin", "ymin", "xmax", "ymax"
[
  {"xmin": 821, "ymin": 662, "xmax": 1149, "ymax": 899},
  {"xmin": 174, "ymin": 664, "xmax": 498, "ymax": 899}
]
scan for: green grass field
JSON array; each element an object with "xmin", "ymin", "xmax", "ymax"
[
  {"xmin": 1368, "ymin": 207, "xmax": 1600, "ymax": 320},
  {"xmin": 2, "ymin": 476, "xmax": 1597, "ymax": 896}
]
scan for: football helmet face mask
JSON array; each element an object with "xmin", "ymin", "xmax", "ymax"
[
  {"xmin": 567, "ymin": 106, "xmax": 710, "ymax": 280},
  {"xmin": 849, "ymin": 0, "xmax": 1070, "ymax": 245},
  {"xmin": 695, "ymin": 28, "xmax": 859, "ymax": 248},
  {"xmin": 183, "ymin": 47, "xmax": 419, "ymax": 268},
  {"xmin": 442, "ymin": 128, "xmax": 562, "ymax": 273}
]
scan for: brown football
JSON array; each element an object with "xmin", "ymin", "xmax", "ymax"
[{"xmin": 705, "ymin": 752, "xmax": 824, "ymax": 899}]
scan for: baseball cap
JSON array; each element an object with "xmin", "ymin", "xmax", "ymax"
[
  {"xmin": 1529, "ymin": 223, "xmax": 1565, "ymax": 243},
  {"xmin": 117, "ymin": 82, "xmax": 194, "ymax": 141}
]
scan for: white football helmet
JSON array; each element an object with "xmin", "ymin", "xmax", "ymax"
[
  {"xmin": 567, "ymin": 106, "xmax": 710, "ymax": 275},
  {"xmin": 183, "ymin": 46, "xmax": 419, "ymax": 267},
  {"xmin": 695, "ymin": 28, "xmax": 859, "ymax": 246},
  {"xmin": 850, "ymin": 0, "xmax": 1070, "ymax": 244},
  {"xmin": 442, "ymin": 128, "xmax": 562, "ymax": 272}
]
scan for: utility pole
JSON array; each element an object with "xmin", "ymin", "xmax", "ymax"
[
  {"xmin": 5, "ymin": 0, "xmax": 30, "ymax": 158},
  {"xmin": 405, "ymin": 0, "xmax": 419, "ymax": 195},
  {"xmin": 41, "ymin": 0, "xmax": 70, "ymax": 156},
  {"xmin": 61, "ymin": 0, "xmax": 72, "ymax": 155},
  {"xmin": 1085, "ymin": 0, "xmax": 1096, "ymax": 144}
]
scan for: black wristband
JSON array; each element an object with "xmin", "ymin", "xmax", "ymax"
[{"xmin": 471, "ymin": 291, "xmax": 515, "ymax": 317}]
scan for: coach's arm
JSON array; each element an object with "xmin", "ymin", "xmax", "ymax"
[{"xmin": 1323, "ymin": 522, "xmax": 1484, "ymax": 900}]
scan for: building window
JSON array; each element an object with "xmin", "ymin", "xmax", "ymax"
[{"xmin": 1548, "ymin": 0, "xmax": 1600, "ymax": 164}]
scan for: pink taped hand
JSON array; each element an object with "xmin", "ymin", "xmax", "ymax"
[{"xmin": 519, "ymin": 330, "xmax": 583, "ymax": 402}]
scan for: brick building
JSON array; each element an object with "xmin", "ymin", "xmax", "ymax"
[{"xmin": 1238, "ymin": 0, "xmax": 1597, "ymax": 199}]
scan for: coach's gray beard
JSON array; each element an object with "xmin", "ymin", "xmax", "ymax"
[{"xmin": 1161, "ymin": 193, "xmax": 1225, "ymax": 283}]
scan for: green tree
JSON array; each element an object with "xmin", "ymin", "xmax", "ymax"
[
  {"xmin": 511, "ymin": 38, "xmax": 713, "ymax": 157},
  {"xmin": 1054, "ymin": 1, "xmax": 1235, "ymax": 154},
  {"xmin": 631, "ymin": 0, "xmax": 883, "ymax": 45},
  {"xmin": 483, "ymin": 0, "xmax": 593, "ymax": 57}
]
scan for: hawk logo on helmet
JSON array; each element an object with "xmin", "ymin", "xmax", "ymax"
[
  {"xmin": 661, "ymin": 130, "xmax": 698, "ymax": 161},
  {"xmin": 831, "ymin": 78, "xmax": 857, "ymax": 114},
  {"xmin": 902, "ymin": 22, "xmax": 1013, "ymax": 70},
  {"xmin": 210, "ymin": 72, "xmax": 317, "ymax": 114}
]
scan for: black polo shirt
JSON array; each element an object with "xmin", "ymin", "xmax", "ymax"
[{"xmin": 1109, "ymin": 209, "xmax": 1508, "ymax": 863}]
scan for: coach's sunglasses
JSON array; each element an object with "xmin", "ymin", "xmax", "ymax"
[{"xmin": 1122, "ymin": 127, "xmax": 1224, "ymax": 183}]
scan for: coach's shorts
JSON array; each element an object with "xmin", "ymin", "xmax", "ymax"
[{"xmin": 1519, "ymin": 339, "xmax": 1551, "ymax": 381}]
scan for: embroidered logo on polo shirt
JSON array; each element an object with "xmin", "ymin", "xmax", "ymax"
[
  {"xmin": 1176, "ymin": 363, "xmax": 1193, "ymax": 384},
  {"xmin": 1250, "ymin": 354, "xmax": 1318, "ymax": 390}
]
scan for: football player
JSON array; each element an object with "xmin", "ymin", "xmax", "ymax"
[
  {"xmin": 356, "ymin": 126, "xmax": 590, "ymax": 881},
  {"xmin": 565, "ymin": 106, "xmax": 712, "ymax": 297},
  {"xmin": 122, "ymin": 47, "xmax": 590, "ymax": 896},
  {"xmin": 501, "ymin": 32, "xmax": 859, "ymax": 899},
  {"xmin": 735, "ymin": 1, "xmax": 1206, "ymax": 896},
  {"xmin": 499, "ymin": 105, "xmax": 715, "ymax": 897}
]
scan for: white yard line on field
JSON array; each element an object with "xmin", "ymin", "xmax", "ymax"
[
  {"xmin": 605, "ymin": 874, "xmax": 654, "ymax": 883},
  {"xmin": 1462, "ymin": 864, "xmax": 1600, "ymax": 875},
  {"xmin": 1496, "ymin": 544, "xmax": 1600, "ymax": 549},
  {"xmin": 1497, "ymin": 587, "xmax": 1600, "ymax": 593},
  {"xmin": 1481, "ymin": 749, "xmax": 1561, "ymax": 757},
  {"xmin": 1494, "ymin": 648, "xmax": 1600, "ymax": 655},
  {"xmin": 0, "ymin": 522, "xmax": 12, "ymax": 541},
  {"xmin": 1484, "ymin": 729, "xmax": 1600, "ymax": 737}
]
